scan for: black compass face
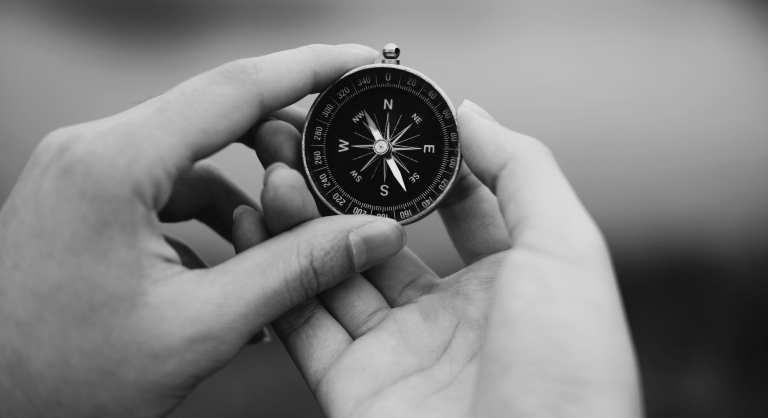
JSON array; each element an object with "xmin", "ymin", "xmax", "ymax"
[{"xmin": 303, "ymin": 65, "xmax": 460, "ymax": 224}]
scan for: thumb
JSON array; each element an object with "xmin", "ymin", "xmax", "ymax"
[
  {"xmin": 457, "ymin": 100, "xmax": 606, "ymax": 266},
  {"xmin": 201, "ymin": 214, "xmax": 405, "ymax": 332}
]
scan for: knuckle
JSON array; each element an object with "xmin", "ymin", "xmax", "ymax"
[
  {"xmin": 38, "ymin": 126, "xmax": 84, "ymax": 157},
  {"xmin": 519, "ymin": 133, "xmax": 555, "ymax": 162},
  {"xmin": 291, "ymin": 242, "xmax": 325, "ymax": 302},
  {"xmin": 37, "ymin": 127, "xmax": 94, "ymax": 171},
  {"xmin": 272, "ymin": 299, "xmax": 323, "ymax": 343},
  {"xmin": 36, "ymin": 123, "xmax": 128, "ymax": 190}
]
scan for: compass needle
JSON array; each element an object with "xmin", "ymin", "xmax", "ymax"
[
  {"xmin": 385, "ymin": 112, "xmax": 390, "ymax": 141},
  {"xmin": 386, "ymin": 157, "xmax": 407, "ymax": 191},
  {"xmin": 302, "ymin": 44, "xmax": 460, "ymax": 224},
  {"xmin": 392, "ymin": 145, "xmax": 421, "ymax": 151},
  {"xmin": 392, "ymin": 154, "xmax": 411, "ymax": 174}
]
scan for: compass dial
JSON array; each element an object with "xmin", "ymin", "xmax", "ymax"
[{"xmin": 303, "ymin": 64, "xmax": 460, "ymax": 224}]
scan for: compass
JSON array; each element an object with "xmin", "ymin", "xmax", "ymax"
[{"xmin": 302, "ymin": 44, "xmax": 461, "ymax": 225}]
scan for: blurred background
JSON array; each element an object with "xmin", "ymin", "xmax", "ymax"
[{"xmin": 1, "ymin": 0, "xmax": 767, "ymax": 416}]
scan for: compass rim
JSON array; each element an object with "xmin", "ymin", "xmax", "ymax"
[{"xmin": 301, "ymin": 64, "xmax": 462, "ymax": 225}]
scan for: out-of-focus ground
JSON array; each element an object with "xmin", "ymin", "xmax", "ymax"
[{"xmin": 1, "ymin": 0, "xmax": 766, "ymax": 416}]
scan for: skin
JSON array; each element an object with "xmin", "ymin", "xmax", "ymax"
[
  {"xmin": 0, "ymin": 42, "xmax": 642, "ymax": 417},
  {"xmin": 235, "ymin": 101, "xmax": 644, "ymax": 417},
  {"xmin": 0, "ymin": 45, "xmax": 409, "ymax": 417}
]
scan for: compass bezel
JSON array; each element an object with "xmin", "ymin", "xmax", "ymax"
[{"xmin": 301, "ymin": 63, "xmax": 461, "ymax": 225}]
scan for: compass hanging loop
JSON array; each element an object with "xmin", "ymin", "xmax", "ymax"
[{"xmin": 382, "ymin": 43, "xmax": 400, "ymax": 65}]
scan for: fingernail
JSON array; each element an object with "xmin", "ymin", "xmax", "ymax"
[
  {"xmin": 263, "ymin": 162, "xmax": 289, "ymax": 187},
  {"xmin": 460, "ymin": 99, "xmax": 498, "ymax": 124},
  {"xmin": 349, "ymin": 219, "xmax": 406, "ymax": 272},
  {"xmin": 233, "ymin": 205, "xmax": 256, "ymax": 222}
]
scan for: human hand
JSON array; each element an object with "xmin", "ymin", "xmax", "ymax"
[
  {"xmin": 234, "ymin": 100, "xmax": 643, "ymax": 417},
  {"xmin": 0, "ymin": 45, "xmax": 409, "ymax": 417}
]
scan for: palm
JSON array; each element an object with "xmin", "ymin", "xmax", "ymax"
[
  {"xmin": 319, "ymin": 255, "xmax": 503, "ymax": 418},
  {"xmin": 242, "ymin": 102, "xmax": 641, "ymax": 418}
]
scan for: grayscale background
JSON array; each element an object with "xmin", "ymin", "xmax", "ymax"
[{"xmin": 1, "ymin": 0, "xmax": 766, "ymax": 416}]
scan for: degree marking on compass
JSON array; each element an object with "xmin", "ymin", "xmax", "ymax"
[
  {"xmin": 325, "ymin": 185, "xmax": 338, "ymax": 195},
  {"xmin": 316, "ymin": 119, "xmax": 329, "ymax": 125},
  {"xmin": 313, "ymin": 166, "xmax": 327, "ymax": 173}
]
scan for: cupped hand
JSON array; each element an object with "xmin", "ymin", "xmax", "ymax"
[
  {"xmin": 234, "ymin": 100, "xmax": 643, "ymax": 417},
  {"xmin": 0, "ymin": 45, "xmax": 409, "ymax": 417}
]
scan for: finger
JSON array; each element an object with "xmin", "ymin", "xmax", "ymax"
[
  {"xmin": 272, "ymin": 298, "xmax": 352, "ymax": 391},
  {"xmin": 163, "ymin": 235, "xmax": 208, "ymax": 269},
  {"xmin": 261, "ymin": 162, "xmax": 317, "ymax": 235},
  {"xmin": 262, "ymin": 164, "xmax": 392, "ymax": 338},
  {"xmin": 234, "ymin": 105, "xmax": 307, "ymax": 149},
  {"xmin": 253, "ymin": 120, "xmax": 337, "ymax": 217},
  {"xmin": 253, "ymin": 121, "xmax": 303, "ymax": 173},
  {"xmin": 257, "ymin": 145, "xmax": 436, "ymax": 308},
  {"xmin": 118, "ymin": 44, "xmax": 377, "ymax": 208},
  {"xmin": 363, "ymin": 247, "xmax": 439, "ymax": 307},
  {"xmin": 231, "ymin": 205, "xmax": 270, "ymax": 252},
  {"xmin": 270, "ymin": 105, "xmax": 307, "ymax": 133},
  {"xmin": 255, "ymin": 164, "xmax": 355, "ymax": 384},
  {"xmin": 457, "ymin": 100, "xmax": 607, "ymax": 265},
  {"xmin": 228, "ymin": 205, "xmax": 290, "ymax": 346},
  {"xmin": 460, "ymin": 100, "xmax": 640, "ymax": 415},
  {"xmin": 437, "ymin": 162, "xmax": 512, "ymax": 265},
  {"xmin": 159, "ymin": 160, "xmax": 266, "ymax": 243},
  {"xmin": 219, "ymin": 212, "xmax": 405, "ymax": 334}
]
